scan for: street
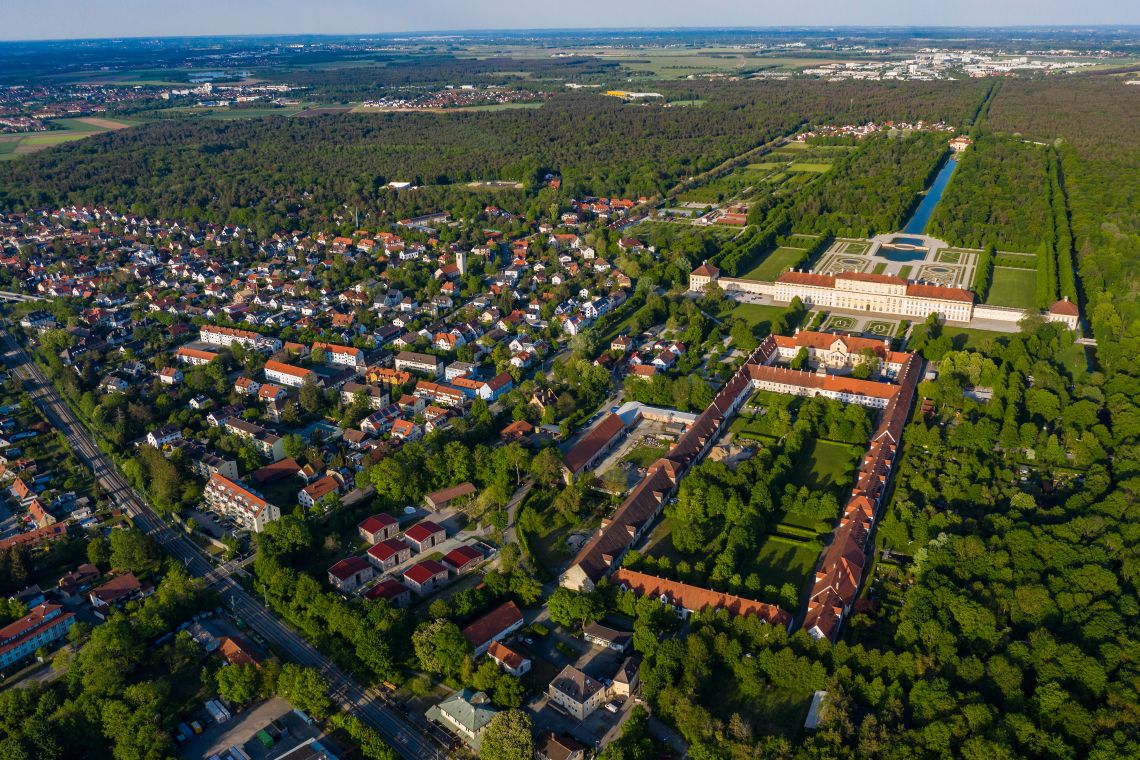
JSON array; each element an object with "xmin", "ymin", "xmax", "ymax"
[{"xmin": 0, "ymin": 328, "xmax": 444, "ymax": 760}]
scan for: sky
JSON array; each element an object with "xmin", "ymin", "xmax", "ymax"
[{"xmin": 5, "ymin": 0, "xmax": 1139, "ymax": 41}]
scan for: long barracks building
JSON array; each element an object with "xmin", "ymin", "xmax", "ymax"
[{"xmin": 560, "ymin": 333, "xmax": 923, "ymax": 640}]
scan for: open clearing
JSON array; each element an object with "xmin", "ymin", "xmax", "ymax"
[{"xmin": 792, "ymin": 439, "xmax": 861, "ymax": 495}]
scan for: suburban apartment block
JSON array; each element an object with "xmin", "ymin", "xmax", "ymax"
[{"xmin": 203, "ymin": 473, "xmax": 281, "ymax": 532}]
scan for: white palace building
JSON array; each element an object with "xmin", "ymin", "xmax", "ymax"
[
  {"xmin": 690, "ymin": 262, "xmax": 1081, "ymax": 329},
  {"xmin": 690, "ymin": 262, "xmax": 974, "ymax": 322}
]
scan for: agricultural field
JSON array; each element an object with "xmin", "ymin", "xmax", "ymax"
[{"xmin": 0, "ymin": 117, "xmax": 138, "ymax": 160}]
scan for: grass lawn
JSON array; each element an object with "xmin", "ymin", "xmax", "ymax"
[
  {"xmin": 872, "ymin": 262, "xmax": 887, "ymax": 274},
  {"xmin": 898, "ymin": 265, "xmax": 913, "ymax": 279},
  {"xmin": 1059, "ymin": 341, "xmax": 1089, "ymax": 380},
  {"xmin": 941, "ymin": 326, "xmax": 1011, "ymax": 350},
  {"xmin": 776, "ymin": 511, "xmax": 833, "ymax": 535},
  {"xmin": 740, "ymin": 247, "xmax": 808, "ymax": 282},
  {"xmin": 623, "ymin": 444, "xmax": 669, "ymax": 468},
  {"xmin": 788, "ymin": 162, "xmax": 832, "ymax": 173},
  {"xmin": 748, "ymin": 534, "xmax": 823, "ymax": 591},
  {"xmin": 986, "ymin": 268, "xmax": 1038, "ymax": 310},
  {"xmin": 726, "ymin": 302, "xmax": 787, "ymax": 331},
  {"xmin": 709, "ymin": 678, "xmax": 814, "ymax": 739},
  {"xmin": 791, "ymin": 439, "xmax": 861, "ymax": 495}
]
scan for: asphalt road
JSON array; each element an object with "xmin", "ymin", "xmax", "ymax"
[{"xmin": 0, "ymin": 329, "xmax": 444, "ymax": 760}]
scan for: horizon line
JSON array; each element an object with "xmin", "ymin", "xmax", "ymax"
[{"xmin": 3, "ymin": 23, "xmax": 1140, "ymax": 45}]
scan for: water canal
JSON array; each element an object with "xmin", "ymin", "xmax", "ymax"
[{"xmin": 901, "ymin": 155, "xmax": 958, "ymax": 235}]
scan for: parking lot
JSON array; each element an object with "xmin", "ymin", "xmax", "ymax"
[{"xmin": 178, "ymin": 697, "xmax": 325, "ymax": 760}]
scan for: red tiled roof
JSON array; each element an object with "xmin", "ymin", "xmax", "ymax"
[
  {"xmin": 302, "ymin": 475, "xmax": 340, "ymax": 501},
  {"xmin": 251, "ymin": 457, "xmax": 301, "ymax": 484},
  {"xmin": 461, "ymin": 600, "xmax": 523, "ymax": 649},
  {"xmin": 777, "ymin": 271, "xmax": 836, "ymax": 288},
  {"xmin": 328, "ymin": 555, "xmax": 371, "ymax": 581},
  {"xmin": 612, "ymin": 568, "xmax": 791, "ymax": 628},
  {"xmin": 691, "ymin": 262, "xmax": 719, "ymax": 278},
  {"xmin": 905, "ymin": 283, "xmax": 974, "ymax": 303},
  {"xmin": 1049, "ymin": 298, "xmax": 1079, "ymax": 316},
  {"xmin": 264, "ymin": 360, "xmax": 315, "ymax": 379},
  {"xmin": 404, "ymin": 520, "xmax": 445, "ymax": 543},
  {"xmin": 176, "ymin": 346, "xmax": 219, "ymax": 361},
  {"xmin": 364, "ymin": 578, "xmax": 410, "ymax": 602},
  {"xmin": 404, "ymin": 559, "xmax": 448, "ymax": 585},
  {"xmin": 746, "ymin": 364, "xmax": 899, "ymax": 400},
  {"xmin": 367, "ymin": 537, "xmax": 410, "ymax": 563},
  {"xmin": 442, "ymin": 544, "xmax": 483, "ymax": 570},
  {"xmin": 425, "ymin": 482, "xmax": 476, "ymax": 506},
  {"xmin": 562, "ymin": 413, "xmax": 625, "ymax": 474},
  {"xmin": 488, "ymin": 640, "xmax": 528, "ymax": 671},
  {"xmin": 218, "ymin": 636, "xmax": 261, "ymax": 667},
  {"xmin": 0, "ymin": 523, "xmax": 67, "ymax": 551},
  {"xmin": 0, "ymin": 603, "xmax": 73, "ymax": 658},
  {"xmin": 837, "ymin": 271, "xmax": 906, "ymax": 286},
  {"xmin": 359, "ymin": 513, "xmax": 399, "ymax": 535}
]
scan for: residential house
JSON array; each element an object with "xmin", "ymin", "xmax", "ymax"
[
  {"xmin": 340, "ymin": 382, "xmax": 389, "ymax": 411},
  {"xmin": 403, "ymin": 560, "xmax": 449, "ymax": 595},
  {"xmin": 225, "ymin": 419, "xmax": 285, "ymax": 461},
  {"xmin": 298, "ymin": 475, "xmax": 341, "ymax": 510},
  {"xmin": 363, "ymin": 578, "xmax": 412, "ymax": 607},
  {"xmin": 583, "ymin": 622, "xmax": 631, "ymax": 652},
  {"xmin": 487, "ymin": 640, "xmax": 531, "ymax": 677},
  {"xmin": 425, "ymin": 689, "xmax": 497, "ymax": 752},
  {"xmin": 366, "ymin": 537, "xmax": 413, "ymax": 572},
  {"xmin": 158, "ymin": 367, "xmax": 183, "ymax": 385},
  {"xmin": 441, "ymin": 545, "xmax": 483, "ymax": 575},
  {"xmin": 536, "ymin": 732, "xmax": 587, "ymax": 760},
  {"xmin": 477, "ymin": 372, "xmax": 513, "ymax": 402},
  {"xmin": 358, "ymin": 512, "xmax": 400, "ymax": 544},
  {"xmin": 145, "ymin": 425, "xmax": 182, "ymax": 449},
  {"xmin": 404, "ymin": 520, "xmax": 445, "ymax": 553},
  {"xmin": 263, "ymin": 360, "xmax": 316, "ymax": 388},
  {"xmin": 89, "ymin": 572, "xmax": 151, "ymax": 615},
  {"xmin": 327, "ymin": 556, "xmax": 374, "ymax": 593},
  {"xmin": 461, "ymin": 600, "xmax": 524, "ymax": 656},
  {"xmin": 547, "ymin": 665, "xmax": 607, "ymax": 720},
  {"xmin": 313, "ymin": 342, "xmax": 366, "ymax": 369},
  {"xmin": 174, "ymin": 346, "xmax": 218, "ymax": 366},
  {"xmin": 394, "ymin": 351, "xmax": 442, "ymax": 378}
]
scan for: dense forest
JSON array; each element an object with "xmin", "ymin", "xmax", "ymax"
[
  {"xmin": 260, "ymin": 54, "xmax": 624, "ymax": 98},
  {"xmin": 786, "ymin": 130, "xmax": 948, "ymax": 237},
  {"xmin": 0, "ymin": 80, "xmax": 988, "ymax": 235},
  {"xmin": 927, "ymin": 133, "xmax": 1051, "ymax": 251}
]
